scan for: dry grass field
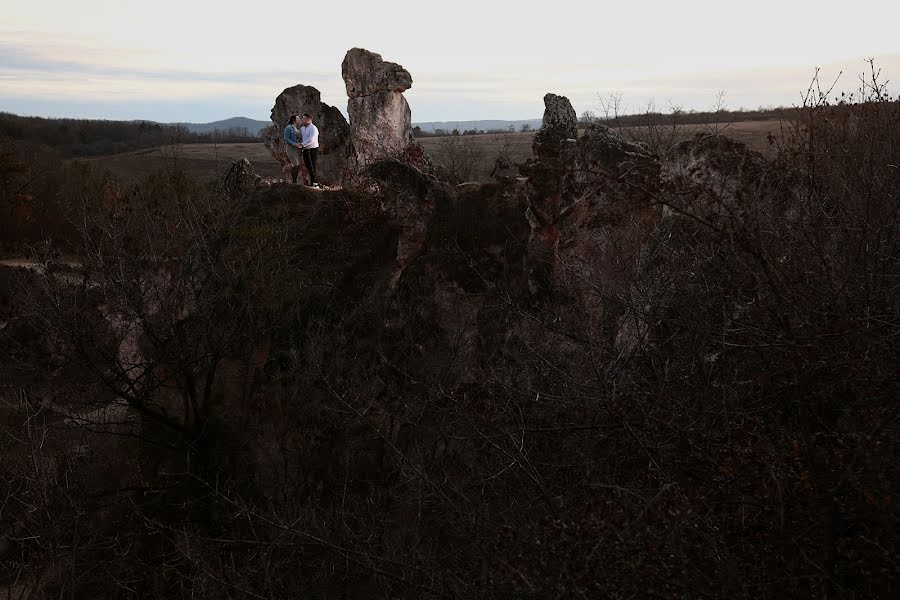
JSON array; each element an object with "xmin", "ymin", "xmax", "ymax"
[
  {"xmin": 419, "ymin": 119, "xmax": 784, "ymax": 182},
  {"xmin": 85, "ymin": 119, "xmax": 784, "ymax": 183},
  {"xmin": 84, "ymin": 142, "xmax": 282, "ymax": 182}
]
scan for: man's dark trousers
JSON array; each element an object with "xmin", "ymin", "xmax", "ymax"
[{"xmin": 302, "ymin": 148, "xmax": 318, "ymax": 186}]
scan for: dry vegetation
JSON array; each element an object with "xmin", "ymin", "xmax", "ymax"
[{"xmin": 86, "ymin": 143, "xmax": 283, "ymax": 182}]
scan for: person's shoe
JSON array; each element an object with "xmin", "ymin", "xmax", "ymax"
[{"xmin": 312, "ymin": 183, "xmax": 321, "ymax": 189}]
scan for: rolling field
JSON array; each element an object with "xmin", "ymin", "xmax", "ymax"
[
  {"xmin": 418, "ymin": 119, "xmax": 784, "ymax": 181},
  {"xmin": 85, "ymin": 119, "xmax": 785, "ymax": 183},
  {"xmin": 84, "ymin": 142, "xmax": 282, "ymax": 182}
]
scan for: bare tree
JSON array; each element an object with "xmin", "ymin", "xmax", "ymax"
[{"xmin": 429, "ymin": 135, "xmax": 485, "ymax": 184}]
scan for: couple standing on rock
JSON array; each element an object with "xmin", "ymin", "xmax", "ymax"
[{"xmin": 284, "ymin": 113, "xmax": 320, "ymax": 187}]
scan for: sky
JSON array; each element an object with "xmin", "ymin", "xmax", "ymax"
[{"xmin": 1, "ymin": 0, "xmax": 898, "ymax": 123}]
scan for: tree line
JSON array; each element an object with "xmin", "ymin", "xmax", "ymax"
[{"xmin": 0, "ymin": 112, "xmax": 262, "ymax": 158}]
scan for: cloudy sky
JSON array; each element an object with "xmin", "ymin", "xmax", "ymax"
[{"xmin": 1, "ymin": 0, "xmax": 898, "ymax": 123}]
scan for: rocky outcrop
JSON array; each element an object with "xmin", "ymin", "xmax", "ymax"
[
  {"xmin": 342, "ymin": 48, "xmax": 414, "ymax": 168},
  {"xmin": 532, "ymin": 93, "xmax": 578, "ymax": 158},
  {"xmin": 531, "ymin": 121, "xmax": 661, "ymax": 321},
  {"xmin": 524, "ymin": 92, "xmax": 580, "ymax": 231},
  {"xmin": 553, "ymin": 125, "xmax": 662, "ymax": 330},
  {"xmin": 366, "ymin": 159, "xmax": 447, "ymax": 285},
  {"xmin": 264, "ymin": 84, "xmax": 351, "ymax": 185},
  {"xmin": 222, "ymin": 158, "xmax": 260, "ymax": 199},
  {"xmin": 524, "ymin": 93, "xmax": 665, "ymax": 341},
  {"xmin": 547, "ymin": 127, "xmax": 791, "ymax": 349},
  {"xmin": 523, "ymin": 93, "xmax": 580, "ymax": 295},
  {"xmin": 662, "ymin": 133, "xmax": 789, "ymax": 220}
]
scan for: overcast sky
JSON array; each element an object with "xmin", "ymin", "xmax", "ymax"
[{"xmin": 1, "ymin": 0, "xmax": 898, "ymax": 123}]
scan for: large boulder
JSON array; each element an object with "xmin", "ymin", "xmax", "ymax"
[
  {"xmin": 342, "ymin": 48, "xmax": 414, "ymax": 168},
  {"xmin": 263, "ymin": 84, "xmax": 352, "ymax": 185},
  {"xmin": 615, "ymin": 133, "xmax": 800, "ymax": 354}
]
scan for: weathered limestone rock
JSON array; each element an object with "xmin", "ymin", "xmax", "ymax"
[
  {"xmin": 539, "ymin": 127, "xmax": 791, "ymax": 352},
  {"xmin": 264, "ymin": 84, "xmax": 351, "ymax": 185},
  {"xmin": 533, "ymin": 93, "xmax": 578, "ymax": 158},
  {"xmin": 525, "ymin": 93, "xmax": 581, "ymax": 234},
  {"xmin": 553, "ymin": 124, "xmax": 662, "ymax": 325},
  {"xmin": 365, "ymin": 159, "xmax": 447, "ymax": 285},
  {"xmin": 524, "ymin": 91, "xmax": 663, "ymax": 338},
  {"xmin": 662, "ymin": 133, "xmax": 783, "ymax": 220},
  {"xmin": 222, "ymin": 158, "xmax": 260, "ymax": 199},
  {"xmin": 342, "ymin": 48, "xmax": 414, "ymax": 168},
  {"xmin": 614, "ymin": 133, "xmax": 796, "ymax": 354},
  {"xmin": 523, "ymin": 93, "xmax": 580, "ymax": 294},
  {"xmin": 342, "ymin": 48, "xmax": 412, "ymax": 97}
]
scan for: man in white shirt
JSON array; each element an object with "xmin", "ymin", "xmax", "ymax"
[{"xmin": 298, "ymin": 113, "xmax": 320, "ymax": 188}]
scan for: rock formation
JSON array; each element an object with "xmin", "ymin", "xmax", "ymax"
[
  {"xmin": 522, "ymin": 93, "xmax": 581, "ymax": 295},
  {"xmin": 366, "ymin": 159, "xmax": 446, "ymax": 285},
  {"xmin": 263, "ymin": 84, "xmax": 351, "ymax": 185},
  {"xmin": 552, "ymin": 124, "xmax": 662, "ymax": 333},
  {"xmin": 663, "ymin": 132, "xmax": 787, "ymax": 220},
  {"xmin": 524, "ymin": 93, "xmax": 794, "ymax": 350},
  {"xmin": 532, "ymin": 92, "xmax": 578, "ymax": 158},
  {"xmin": 342, "ymin": 48, "xmax": 414, "ymax": 168},
  {"xmin": 525, "ymin": 107, "xmax": 664, "ymax": 339},
  {"xmin": 221, "ymin": 158, "xmax": 260, "ymax": 199},
  {"xmin": 253, "ymin": 80, "xmax": 784, "ymax": 352}
]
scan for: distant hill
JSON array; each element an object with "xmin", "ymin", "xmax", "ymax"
[
  {"xmin": 174, "ymin": 117, "xmax": 271, "ymax": 135},
  {"xmin": 171, "ymin": 117, "xmax": 545, "ymax": 136},
  {"xmin": 412, "ymin": 119, "xmax": 542, "ymax": 133}
]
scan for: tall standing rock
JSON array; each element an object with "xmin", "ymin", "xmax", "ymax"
[
  {"xmin": 526, "ymin": 93, "xmax": 580, "ymax": 231},
  {"xmin": 523, "ymin": 93, "xmax": 580, "ymax": 294},
  {"xmin": 263, "ymin": 84, "xmax": 351, "ymax": 185},
  {"xmin": 342, "ymin": 48, "xmax": 414, "ymax": 168},
  {"xmin": 532, "ymin": 92, "xmax": 578, "ymax": 159}
]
